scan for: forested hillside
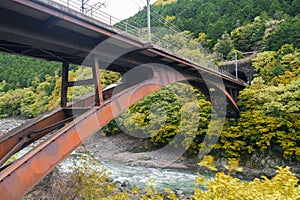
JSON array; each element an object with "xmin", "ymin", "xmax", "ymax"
[
  {"xmin": 108, "ymin": 44, "xmax": 300, "ymax": 164},
  {"xmin": 0, "ymin": 54, "xmax": 120, "ymax": 118},
  {"xmin": 116, "ymin": 0, "xmax": 300, "ymax": 159},
  {"xmin": 127, "ymin": 0, "xmax": 300, "ymax": 57}
]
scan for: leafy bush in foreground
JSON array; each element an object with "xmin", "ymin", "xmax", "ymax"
[{"xmin": 194, "ymin": 166, "xmax": 300, "ymax": 200}]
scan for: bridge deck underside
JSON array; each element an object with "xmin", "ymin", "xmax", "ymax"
[{"xmin": 0, "ymin": 0, "xmax": 244, "ymax": 88}]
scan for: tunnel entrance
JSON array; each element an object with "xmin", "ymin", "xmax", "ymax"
[{"xmin": 229, "ymin": 71, "xmax": 248, "ymax": 83}]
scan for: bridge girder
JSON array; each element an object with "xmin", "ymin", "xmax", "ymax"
[{"xmin": 0, "ymin": 65, "xmax": 239, "ymax": 198}]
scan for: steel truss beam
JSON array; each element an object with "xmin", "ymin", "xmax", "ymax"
[{"xmin": 0, "ymin": 67, "xmax": 226, "ymax": 198}]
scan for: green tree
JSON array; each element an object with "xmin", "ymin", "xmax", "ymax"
[
  {"xmin": 263, "ymin": 16, "xmax": 300, "ymax": 51},
  {"xmin": 0, "ymin": 53, "xmax": 60, "ymax": 91},
  {"xmin": 230, "ymin": 16, "xmax": 266, "ymax": 51},
  {"xmin": 218, "ymin": 46, "xmax": 300, "ymax": 160},
  {"xmin": 214, "ymin": 33, "xmax": 234, "ymax": 58}
]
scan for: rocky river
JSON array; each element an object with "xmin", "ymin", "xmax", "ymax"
[
  {"xmin": 1, "ymin": 117, "xmax": 300, "ymax": 197},
  {"xmin": 0, "ymin": 117, "xmax": 210, "ymax": 196}
]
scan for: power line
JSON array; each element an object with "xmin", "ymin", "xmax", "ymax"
[
  {"xmin": 150, "ymin": 10, "xmax": 182, "ymax": 32},
  {"xmin": 85, "ymin": 2, "xmax": 107, "ymax": 16},
  {"xmin": 129, "ymin": 0, "xmax": 182, "ymax": 33},
  {"xmin": 144, "ymin": 4, "xmax": 183, "ymax": 32},
  {"xmin": 129, "ymin": 0, "xmax": 145, "ymax": 10},
  {"xmin": 124, "ymin": 1, "xmax": 201, "ymax": 48}
]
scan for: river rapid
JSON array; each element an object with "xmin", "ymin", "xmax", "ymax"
[{"xmin": 0, "ymin": 117, "xmax": 213, "ymax": 195}]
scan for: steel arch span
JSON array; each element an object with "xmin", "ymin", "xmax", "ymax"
[{"xmin": 0, "ymin": 66, "xmax": 238, "ymax": 199}]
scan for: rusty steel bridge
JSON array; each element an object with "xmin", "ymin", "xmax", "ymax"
[{"xmin": 0, "ymin": 0, "xmax": 246, "ymax": 198}]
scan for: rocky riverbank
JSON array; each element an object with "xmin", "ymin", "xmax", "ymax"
[
  {"xmin": 82, "ymin": 132, "xmax": 300, "ymax": 180},
  {"xmin": 1, "ymin": 116, "xmax": 299, "ymax": 180},
  {"xmin": 0, "ymin": 117, "xmax": 27, "ymax": 137},
  {"xmin": 82, "ymin": 132, "xmax": 196, "ymax": 170},
  {"xmin": 1, "ymin": 117, "xmax": 299, "ymax": 195},
  {"xmin": 201, "ymin": 153, "xmax": 300, "ymax": 180}
]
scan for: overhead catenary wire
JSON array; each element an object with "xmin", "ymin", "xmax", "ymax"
[
  {"xmin": 127, "ymin": 0, "xmax": 212, "ymax": 57},
  {"xmin": 51, "ymin": 0, "xmax": 239, "ymax": 81},
  {"xmin": 128, "ymin": 0, "xmax": 183, "ymax": 33}
]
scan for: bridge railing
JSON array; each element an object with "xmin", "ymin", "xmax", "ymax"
[{"xmin": 49, "ymin": 0, "xmax": 245, "ymax": 84}]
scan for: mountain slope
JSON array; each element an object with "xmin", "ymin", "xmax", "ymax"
[{"xmin": 127, "ymin": 0, "xmax": 300, "ymax": 50}]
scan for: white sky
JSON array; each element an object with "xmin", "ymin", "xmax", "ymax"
[
  {"xmin": 53, "ymin": 0, "xmax": 155, "ymax": 22},
  {"xmin": 88, "ymin": 0, "xmax": 151, "ymax": 20}
]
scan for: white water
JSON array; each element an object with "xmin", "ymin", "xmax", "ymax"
[
  {"xmin": 2, "ymin": 118, "xmax": 212, "ymax": 194},
  {"xmin": 103, "ymin": 160, "xmax": 199, "ymax": 193},
  {"xmin": 59, "ymin": 154, "xmax": 207, "ymax": 194}
]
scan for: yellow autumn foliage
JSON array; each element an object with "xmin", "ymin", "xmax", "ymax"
[{"xmin": 193, "ymin": 166, "xmax": 300, "ymax": 200}]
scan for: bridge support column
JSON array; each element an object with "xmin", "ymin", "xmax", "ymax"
[
  {"xmin": 233, "ymin": 89, "xmax": 238, "ymax": 102},
  {"xmin": 92, "ymin": 58, "xmax": 104, "ymax": 106},
  {"xmin": 228, "ymin": 88, "xmax": 233, "ymax": 99},
  {"xmin": 227, "ymin": 88, "xmax": 238, "ymax": 103},
  {"xmin": 60, "ymin": 62, "xmax": 69, "ymax": 107},
  {"xmin": 60, "ymin": 59, "xmax": 104, "ymax": 107}
]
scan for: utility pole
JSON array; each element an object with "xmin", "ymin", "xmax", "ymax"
[
  {"xmin": 81, "ymin": 0, "xmax": 90, "ymax": 14},
  {"xmin": 235, "ymin": 50, "xmax": 238, "ymax": 79},
  {"xmin": 147, "ymin": 0, "xmax": 151, "ymax": 42}
]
